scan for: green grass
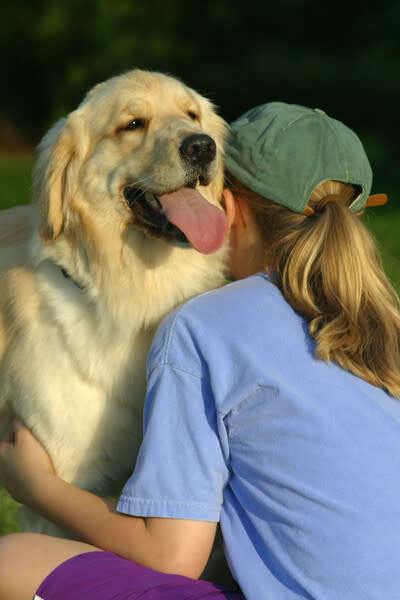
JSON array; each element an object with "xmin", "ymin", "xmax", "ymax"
[
  {"xmin": 0, "ymin": 486, "xmax": 21, "ymax": 535},
  {"xmin": 0, "ymin": 156, "xmax": 31, "ymax": 534},
  {"xmin": 0, "ymin": 155, "xmax": 35, "ymax": 209},
  {"xmin": 366, "ymin": 209, "xmax": 400, "ymax": 292},
  {"xmin": 0, "ymin": 157, "xmax": 399, "ymax": 535}
]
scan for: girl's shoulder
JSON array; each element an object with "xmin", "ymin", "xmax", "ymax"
[
  {"xmin": 179, "ymin": 271, "xmax": 284, "ymax": 317},
  {"xmin": 178, "ymin": 271, "xmax": 301, "ymax": 331},
  {"xmin": 149, "ymin": 272, "xmax": 302, "ymax": 368}
]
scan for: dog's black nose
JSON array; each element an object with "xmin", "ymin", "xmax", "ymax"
[{"xmin": 180, "ymin": 134, "xmax": 216, "ymax": 167}]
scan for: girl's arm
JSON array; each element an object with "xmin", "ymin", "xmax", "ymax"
[{"xmin": 0, "ymin": 420, "xmax": 216, "ymax": 579}]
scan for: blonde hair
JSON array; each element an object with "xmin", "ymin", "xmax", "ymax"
[{"xmin": 227, "ymin": 175, "xmax": 400, "ymax": 397}]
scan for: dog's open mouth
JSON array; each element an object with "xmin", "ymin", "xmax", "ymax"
[{"xmin": 123, "ymin": 179, "xmax": 228, "ymax": 254}]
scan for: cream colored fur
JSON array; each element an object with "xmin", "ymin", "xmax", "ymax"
[{"xmin": 0, "ymin": 70, "xmax": 230, "ymax": 572}]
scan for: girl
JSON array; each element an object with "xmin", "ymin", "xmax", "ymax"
[{"xmin": 0, "ymin": 102, "xmax": 399, "ymax": 600}]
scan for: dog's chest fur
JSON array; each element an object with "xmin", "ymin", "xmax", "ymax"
[{"xmin": 0, "ymin": 259, "xmax": 156, "ymax": 493}]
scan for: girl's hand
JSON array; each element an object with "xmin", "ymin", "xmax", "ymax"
[{"xmin": 0, "ymin": 419, "xmax": 55, "ymax": 505}]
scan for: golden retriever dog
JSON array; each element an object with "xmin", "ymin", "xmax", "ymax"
[{"xmin": 0, "ymin": 70, "xmax": 231, "ymax": 582}]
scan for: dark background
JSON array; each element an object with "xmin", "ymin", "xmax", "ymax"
[{"xmin": 1, "ymin": 0, "xmax": 399, "ymax": 203}]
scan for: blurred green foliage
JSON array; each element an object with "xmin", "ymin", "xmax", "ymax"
[{"xmin": 1, "ymin": 0, "xmax": 399, "ymax": 203}]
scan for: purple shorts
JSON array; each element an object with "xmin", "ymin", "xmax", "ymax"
[{"xmin": 34, "ymin": 551, "xmax": 244, "ymax": 600}]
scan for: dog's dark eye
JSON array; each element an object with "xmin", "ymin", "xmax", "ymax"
[
  {"xmin": 187, "ymin": 111, "xmax": 199, "ymax": 121},
  {"xmin": 124, "ymin": 119, "xmax": 146, "ymax": 131}
]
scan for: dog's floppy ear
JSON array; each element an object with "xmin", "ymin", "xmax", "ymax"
[{"xmin": 33, "ymin": 111, "xmax": 84, "ymax": 241}]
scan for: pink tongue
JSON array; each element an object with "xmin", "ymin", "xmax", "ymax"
[{"xmin": 158, "ymin": 188, "xmax": 228, "ymax": 254}]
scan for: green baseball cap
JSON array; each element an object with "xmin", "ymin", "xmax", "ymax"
[{"xmin": 224, "ymin": 102, "xmax": 373, "ymax": 214}]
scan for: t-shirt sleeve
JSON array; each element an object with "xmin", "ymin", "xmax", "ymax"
[{"xmin": 117, "ymin": 312, "xmax": 230, "ymax": 522}]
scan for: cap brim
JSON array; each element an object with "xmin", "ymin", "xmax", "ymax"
[{"xmin": 365, "ymin": 193, "xmax": 388, "ymax": 207}]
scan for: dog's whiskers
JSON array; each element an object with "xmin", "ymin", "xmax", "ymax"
[{"xmin": 128, "ymin": 174, "xmax": 157, "ymax": 191}]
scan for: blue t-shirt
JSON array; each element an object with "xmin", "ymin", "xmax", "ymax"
[{"xmin": 117, "ymin": 273, "xmax": 400, "ymax": 599}]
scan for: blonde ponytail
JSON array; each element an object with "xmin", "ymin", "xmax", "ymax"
[{"xmin": 228, "ymin": 175, "xmax": 400, "ymax": 397}]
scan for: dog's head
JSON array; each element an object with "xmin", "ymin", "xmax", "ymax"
[{"xmin": 33, "ymin": 70, "xmax": 228, "ymax": 256}]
